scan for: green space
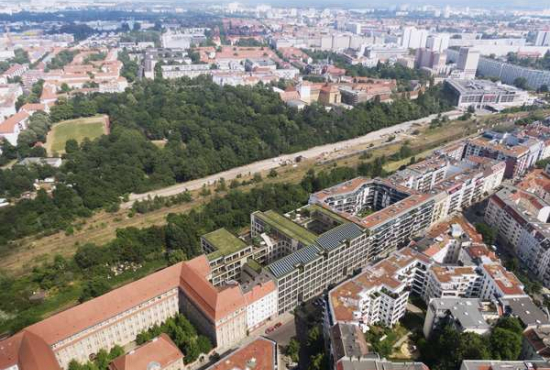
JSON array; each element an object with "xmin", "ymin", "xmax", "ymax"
[
  {"xmin": 246, "ymin": 258, "xmax": 262, "ymax": 273},
  {"xmin": 204, "ymin": 228, "xmax": 247, "ymax": 260},
  {"xmin": 307, "ymin": 204, "xmax": 349, "ymax": 225},
  {"xmin": 47, "ymin": 116, "xmax": 107, "ymax": 155},
  {"xmin": 256, "ymin": 210, "xmax": 318, "ymax": 245}
]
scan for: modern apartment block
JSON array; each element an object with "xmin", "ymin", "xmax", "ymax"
[
  {"xmin": 464, "ymin": 138, "xmax": 532, "ymax": 179},
  {"xmin": 250, "ymin": 154, "xmax": 506, "ymax": 317},
  {"xmin": 485, "ymin": 179, "xmax": 550, "ymax": 288},
  {"xmin": 447, "ymin": 48, "xmax": 550, "ymax": 90},
  {"xmin": 328, "ymin": 247, "xmax": 431, "ymax": 329},
  {"xmin": 456, "ymin": 47, "xmax": 480, "ymax": 80},
  {"xmin": 325, "ymin": 218, "xmax": 527, "ymax": 336},
  {"xmin": 0, "ymin": 256, "xmax": 278, "ymax": 370}
]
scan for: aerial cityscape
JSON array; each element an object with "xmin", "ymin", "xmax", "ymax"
[{"xmin": 1, "ymin": 1, "xmax": 550, "ymax": 370}]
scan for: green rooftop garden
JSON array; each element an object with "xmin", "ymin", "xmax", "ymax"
[
  {"xmin": 246, "ymin": 258, "xmax": 263, "ymax": 274},
  {"xmin": 257, "ymin": 210, "xmax": 318, "ymax": 245},
  {"xmin": 307, "ymin": 204, "xmax": 349, "ymax": 225},
  {"xmin": 203, "ymin": 228, "xmax": 248, "ymax": 260}
]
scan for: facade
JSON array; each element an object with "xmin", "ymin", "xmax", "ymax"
[
  {"xmin": 415, "ymin": 48, "xmax": 446, "ymax": 72},
  {"xmin": 447, "ymin": 48, "xmax": 550, "ymax": 90},
  {"xmin": 464, "ymin": 137, "xmax": 531, "ymax": 178},
  {"xmin": 444, "ymin": 79, "xmax": 528, "ymax": 110},
  {"xmin": 401, "ymin": 27, "xmax": 429, "ymax": 49},
  {"xmin": 0, "ymin": 263, "xmax": 183, "ymax": 370},
  {"xmin": 456, "ymin": 47, "xmax": 480, "ymax": 80},
  {"xmin": 328, "ymin": 247, "xmax": 431, "ymax": 330},
  {"xmin": 485, "ymin": 183, "xmax": 550, "ymax": 288},
  {"xmin": 0, "ymin": 111, "xmax": 29, "ymax": 145}
]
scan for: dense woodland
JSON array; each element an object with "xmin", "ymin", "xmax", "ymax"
[{"xmin": 0, "ymin": 76, "xmax": 452, "ymax": 248}]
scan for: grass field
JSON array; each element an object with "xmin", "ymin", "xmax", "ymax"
[{"xmin": 46, "ymin": 115, "xmax": 108, "ymax": 155}]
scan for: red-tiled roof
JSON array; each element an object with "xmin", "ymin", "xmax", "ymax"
[
  {"xmin": 0, "ymin": 111, "xmax": 29, "ymax": 134},
  {"xmin": 109, "ymin": 334, "xmax": 183, "ymax": 370},
  {"xmin": 207, "ymin": 337, "xmax": 276, "ymax": 370}
]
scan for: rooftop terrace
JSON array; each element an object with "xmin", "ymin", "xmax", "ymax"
[
  {"xmin": 256, "ymin": 210, "xmax": 318, "ymax": 245},
  {"xmin": 203, "ymin": 228, "xmax": 248, "ymax": 260}
]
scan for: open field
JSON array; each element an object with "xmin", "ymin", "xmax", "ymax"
[
  {"xmin": 0, "ymin": 109, "xmax": 543, "ymax": 275},
  {"xmin": 46, "ymin": 115, "xmax": 109, "ymax": 155}
]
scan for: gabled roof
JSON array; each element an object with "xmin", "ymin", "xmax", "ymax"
[
  {"xmin": 26, "ymin": 262, "xmax": 182, "ymax": 346},
  {"xmin": 0, "ymin": 330, "xmax": 61, "ymax": 370},
  {"xmin": 0, "ymin": 111, "xmax": 29, "ymax": 134},
  {"xmin": 109, "ymin": 334, "xmax": 183, "ymax": 370},
  {"xmin": 179, "ymin": 255, "xmax": 246, "ymax": 322}
]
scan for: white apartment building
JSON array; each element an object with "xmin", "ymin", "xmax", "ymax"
[
  {"xmin": 423, "ymin": 265, "xmax": 483, "ymax": 301},
  {"xmin": 485, "ymin": 186, "xmax": 550, "ymax": 254},
  {"xmin": 535, "ymin": 30, "xmax": 550, "ymax": 47},
  {"xmin": 479, "ymin": 263, "xmax": 526, "ymax": 300},
  {"xmin": 401, "ymin": 27, "xmax": 429, "ymax": 50},
  {"xmin": 456, "ymin": 47, "xmax": 480, "ymax": 80},
  {"xmin": 426, "ymin": 34, "xmax": 450, "ymax": 53},
  {"xmin": 244, "ymin": 285, "xmax": 278, "ymax": 331},
  {"xmin": 328, "ymin": 247, "xmax": 431, "ymax": 329}
]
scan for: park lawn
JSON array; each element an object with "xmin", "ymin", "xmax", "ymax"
[{"xmin": 47, "ymin": 116, "xmax": 107, "ymax": 155}]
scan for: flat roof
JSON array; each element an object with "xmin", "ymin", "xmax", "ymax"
[
  {"xmin": 203, "ymin": 228, "xmax": 248, "ymax": 260},
  {"xmin": 256, "ymin": 210, "xmax": 317, "ymax": 245},
  {"xmin": 429, "ymin": 298, "xmax": 489, "ymax": 331},
  {"xmin": 307, "ymin": 203, "xmax": 350, "ymax": 225},
  {"xmin": 502, "ymin": 296, "xmax": 550, "ymax": 327}
]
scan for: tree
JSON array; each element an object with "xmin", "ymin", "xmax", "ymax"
[
  {"xmin": 286, "ymin": 338, "xmax": 300, "ymax": 363},
  {"xmin": 490, "ymin": 327, "xmax": 522, "ymax": 360},
  {"xmin": 308, "ymin": 353, "xmax": 327, "ymax": 370},
  {"xmin": 459, "ymin": 332, "xmax": 491, "ymax": 360},
  {"xmin": 494, "ymin": 316, "xmax": 523, "ymax": 335},
  {"xmin": 197, "ymin": 335, "xmax": 212, "ymax": 354},
  {"xmin": 74, "ymin": 243, "xmax": 105, "ymax": 269},
  {"xmin": 65, "ymin": 139, "xmax": 79, "ymax": 154},
  {"xmin": 268, "ymin": 169, "xmax": 278, "ymax": 178},
  {"xmin": 79, "ymin": 278, "xmax": 110, "ymax": 302},
  {"xmin": 475, "ymin": 223, "xmax": 496, "ymax": 245},
  {"xmin": 253, "ymin": 173, "xmax": 263, "ymax": 183}
]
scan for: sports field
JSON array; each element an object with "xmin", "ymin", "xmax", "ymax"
[{"xmin": 46, "ymin": 115, "xmax": 109, "ymax": 155}]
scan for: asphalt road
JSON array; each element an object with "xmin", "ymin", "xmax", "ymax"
[
  {"xmin": 123, "ymin": 110, "xmax": 462, "ymax": 208},
  {"xmin": 265, "ymin": 319, "xmax": 297, "ymax": 347}
]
